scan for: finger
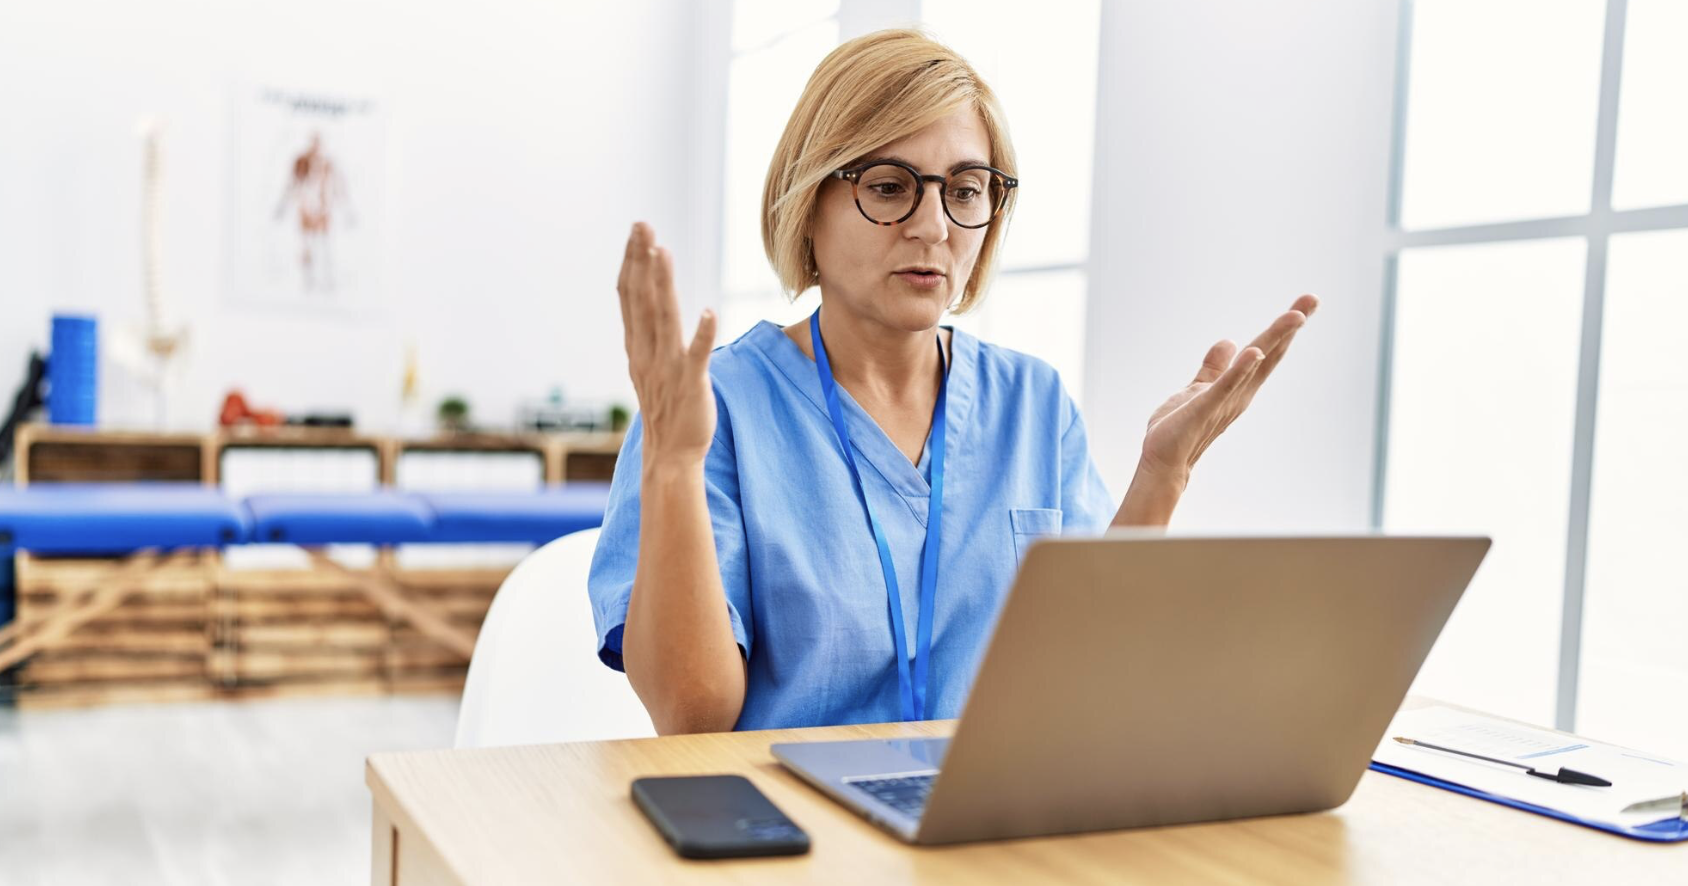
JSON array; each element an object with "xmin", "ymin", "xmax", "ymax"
[
  {"xmin": 1252, "ymin": 324, "xmax": 1303, "ymax": 381},
  {"xmin": 1233, "ymin": 326, "xmax": 1304, "ymax": 413},
  {"xmin": 1241, "ymin": 309, "xmax": 1306, "ymax": 364},
  {"xmin": 620, "ymin": 291, "xmax": 634, "ymax": 357},
  {"xmin": 617, "ymin": 222, "xmax": 648, "ymax": 291},
  {"xmin": 649, "ymin": 245, "xmax": 682, "ymax": 349},
  {"xmin": 622, "ymin": 223, "xmax": 652, "ymax": 296},
  {"xmin": 1191, "ymin": 340, "xmax": 1237, "ymax": 385},
  {"xmin": 617, "ymin": 222, "xmax": 642, "ymax": 296},
  {"xmin": 1241, "ymin": 296, "xmax": 1318, "ymax": 393},
  {"xmin": 1194, "ymin": 321, "xmax": 1293, "ymax": 453},
  {"xmin": 624, "ymin": 229, "xmax": 658, "ymax": 353},
  {"xmin": 688, "ymin": 308, "xmax": 717, "ymax": 367},
  {"xmin": 616, "ymin": 225, "xmax": 642, "ymax": 352},
  {"xmin": 1204, "ymin": 346, "xmax": 1265, "ymax": 402}
]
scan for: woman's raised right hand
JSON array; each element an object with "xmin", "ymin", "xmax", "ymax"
[{"xmin": 616, "ymin": 222, "xmax": 718, "ymax": 467}]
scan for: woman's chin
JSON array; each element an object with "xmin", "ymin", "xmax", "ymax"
[{"xmin": 878, "ymin": 286, "xmax": 951, "ymax": 331}]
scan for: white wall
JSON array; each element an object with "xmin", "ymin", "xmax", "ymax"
[
  {"xmin": 3, "ymin": 0, "xmax": 1403, "ymax": 512},
  {"xmin": 0, "ymin": 0, "xmax": 714, "ymax": 434},
  {"xmin": 1083, "ymin": 0, "xmax": 1399, "ymax": 530}
]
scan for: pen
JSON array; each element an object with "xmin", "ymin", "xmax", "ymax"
[
  {"xmin": 1393, "ymin": 736, "xmax": 1613, "ymax": 787},
  {"xmin": 1620, "ymin": 792, "xmax": 1688, "ymax": 819}
]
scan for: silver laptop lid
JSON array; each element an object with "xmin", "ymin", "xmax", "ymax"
[{"xmin": 913, "ymin": 533, "xmax": 1489, "ymax": 844}]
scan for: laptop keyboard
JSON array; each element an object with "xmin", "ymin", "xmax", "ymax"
[{"xmin": 847, "ymin": 773, "xmax": 936, "ymax": 818}]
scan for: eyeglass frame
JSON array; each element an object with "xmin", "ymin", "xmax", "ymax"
[{"xmin": 830, "ymin": 159, "xmax": 1019, "ymax": 229}]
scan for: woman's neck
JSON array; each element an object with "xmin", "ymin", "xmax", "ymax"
[{"xmin": 787, "ymin": 304, "xmax": 947, "ymax": 408}]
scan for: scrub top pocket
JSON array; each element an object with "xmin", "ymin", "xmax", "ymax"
[{"xmin": 1009, "ymin": 507, "xmax": 1064, "ymax": 567}]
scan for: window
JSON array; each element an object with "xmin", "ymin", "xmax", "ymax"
[
  {"xmin": 1383, "ymin": 238, "xmax": 1585, "ymax": 722},
  {"xmin": 1396, "ymin": 0, "xmax": 1605, "ymax": 229},
  {"xmin": 1379, "ymin": 0, "xmax": 1688, "ymax": 755},
  {"xmin": 924, "ymin": 0, "xmax": 1100, "ymax": 401},
  {"xmin": 1578, "ymin": 228, "xmax": 1688, "ymax": 755},
  {"xmin": 1609, "ymin": 0, "xmax": 1688, "ymax": 209},
  {"xmin": 715, "ymin": 0, "xmax": 1102, "ymax": 402},
  {"xmin": 718, "ymin": 1, "xmax": 841, "ymax": 341}
]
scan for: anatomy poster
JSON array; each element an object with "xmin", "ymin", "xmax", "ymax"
[{"xmin": 230, "ymin": 87, "xmax": 383, "ymax": 308}]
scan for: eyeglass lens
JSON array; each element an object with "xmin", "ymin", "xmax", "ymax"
[{"xmin": 854, "ymin": 163, "xmax": 1006, "ymax": 228}]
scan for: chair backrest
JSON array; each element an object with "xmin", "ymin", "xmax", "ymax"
[{"xmin": 454, "ymin": 527, "xmax": 656, "ymax": 748}]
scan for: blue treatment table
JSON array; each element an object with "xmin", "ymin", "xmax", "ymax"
[
  {"xmin": 0, "ymin": 483, "xmax": 243, "ymax": 672},
  {"xmin": 0, "ymin": 483, "xmax": 250, "ymax": 555},
  {"xmin": 417, "ymin": 483, "xmax": 611, "ymax": 544},
  {"xmin": 0, "ymin": 482, "xmax": 611, "ymax": 673},
  {"xmin": 0, "ymin": 483, "xmax": 610, "ymax": 552},
  {"xmin": 244, "ymin": 492, "xmax": 437, "ymax": 545}
]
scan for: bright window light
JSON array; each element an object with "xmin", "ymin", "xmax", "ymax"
[
  {"xmin": 1399, "ymin": 0, "xmax": 1605, "ymax": 230},
  {"xmin": 948, "ymin": 268, "xmax": 1088, "ymax": 402},
  {"xmin": 719, "ymin": 16, "xmax": 839, "ymax": 340},
  {"xmin": 1576, "ymin": 228, "xmax": 1688, "ymax": 758},
  {"xmin": 923, "ymin": 0, "xmax": 1101, "ymax": 269},
  {"xmin": 922, "ymin": 0, "xmax": 1098, "ymax": 400},
  {"xmin": 1610, "ymin": 0, "xmax": 1688, "ymax": 211},
  {"xmin": 1385, "ymin": 237, "xmax": 1586, "ymax": 726}
]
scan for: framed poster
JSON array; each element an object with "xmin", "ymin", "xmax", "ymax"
[{"xmin": 229, "ymin": 86, "xmax": 384, "ymax": 309}]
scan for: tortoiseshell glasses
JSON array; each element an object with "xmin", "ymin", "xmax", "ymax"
[{"xmin": 831, "ymin": 160, "xmax": 1018, "ymax": 229}]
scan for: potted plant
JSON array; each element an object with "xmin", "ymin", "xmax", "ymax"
[{"xmin": 437, "ymin": 396, "xmax": 470, "ymax": 434}]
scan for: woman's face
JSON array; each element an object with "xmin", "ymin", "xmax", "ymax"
[{"xmin": 810, "ymin": 108, "xmax": 993, "ymax": 333}]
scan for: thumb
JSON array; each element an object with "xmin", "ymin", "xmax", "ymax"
[{"xmin": 687, "ymin": 308, "xmax": 717, "ymax": 366}]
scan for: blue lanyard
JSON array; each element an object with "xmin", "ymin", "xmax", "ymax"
[{"xmin": 809, "ymin": 307, "xmax": 947, "ymax": 722}]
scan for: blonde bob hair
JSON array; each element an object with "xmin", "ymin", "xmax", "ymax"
[{"xmin": 761, "ymin": 28, "xmax": 1017, "ymax": 314}]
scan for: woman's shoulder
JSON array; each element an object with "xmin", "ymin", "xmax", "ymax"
[
  {"xmin": 703, "ymin": 320, "xmax": 793, "ymax": 389},
  {"xmin": 956, "ymin": 327, "xmax": 1069, "ymax": 400},
  {"xmin": 696, "ymin": 320, "xmax": 822, "ymax": 433}
]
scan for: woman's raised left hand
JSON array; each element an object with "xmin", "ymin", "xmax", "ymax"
[{"xmin": 1136, "ymin": 293, "xmax": 1320, "ymax": 487}]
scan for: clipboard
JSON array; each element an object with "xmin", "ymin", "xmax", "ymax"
[{"xmin": 1369, "ymin": 762, "xmax": 1688, "ymax": 843}]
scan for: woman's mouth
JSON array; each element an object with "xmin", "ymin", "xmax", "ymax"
[{"xmin": 893, "ymin": 269, "xmax": 945, "ymax": 289}]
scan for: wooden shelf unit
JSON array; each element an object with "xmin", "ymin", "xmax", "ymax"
[{"xmin": 5, "ymin": 423, "xmax": 622, "ymax": 709}]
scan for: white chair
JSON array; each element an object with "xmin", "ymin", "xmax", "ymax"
[{"xmin": 454, "ymin": 527, "xmax": 656, "ymax": 748}]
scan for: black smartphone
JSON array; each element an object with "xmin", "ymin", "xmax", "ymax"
[{"xmin": 631, "ymin": 775, "xmax": 811, "ymax": 859}]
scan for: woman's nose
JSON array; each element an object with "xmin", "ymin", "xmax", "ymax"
[{"xmin": 902, "ymin": 182, "xmax": 949, "ymax": 245}]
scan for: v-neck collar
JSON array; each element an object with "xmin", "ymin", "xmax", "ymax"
[{"xmin": 746, "ymin": 318, "xmax": 977, "ymax": 502}]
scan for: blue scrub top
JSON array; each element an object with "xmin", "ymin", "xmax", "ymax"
[{"xmin": 587, "ymin": 319, "xmax": 1114, "ymax": 730}]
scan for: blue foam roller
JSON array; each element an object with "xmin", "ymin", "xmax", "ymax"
[{"xmin": 47, "ymin": 314, "xmax": 98, "ymax": 426}]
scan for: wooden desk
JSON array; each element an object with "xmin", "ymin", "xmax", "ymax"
[{"xmin": 366, "ymin": 712, "xmax": 1683, "ymax": 885}]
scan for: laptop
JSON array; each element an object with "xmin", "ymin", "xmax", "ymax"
[{"xmin": 772, "ymin": 533, "xmax": 1490, "ymax": 845}]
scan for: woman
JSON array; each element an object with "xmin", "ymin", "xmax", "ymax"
[{"xmin": 591, "ymin": 29, "xmax": 1317, "ymax": 735}]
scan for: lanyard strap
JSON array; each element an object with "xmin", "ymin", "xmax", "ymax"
[{"xmin": 809, "ymin": 308, "xmax": 947, "ymax": 721}]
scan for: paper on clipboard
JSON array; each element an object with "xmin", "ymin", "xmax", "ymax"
[{"xmin": 1373, "ymin": 706, "xmax": 1688, "ymax": 828}]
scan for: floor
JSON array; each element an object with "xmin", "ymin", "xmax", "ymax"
[{"xmin": 0, "ymin": 695, "xmax": 459, "ymax": 885}]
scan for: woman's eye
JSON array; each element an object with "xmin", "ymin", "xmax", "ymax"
[
  {"xmin": 948, "ymin": 187, "xmax": 980, "ymax": 202},
  {"xmin": 867, "ymin": 182, "xmax": 906, "ymax": 197}
]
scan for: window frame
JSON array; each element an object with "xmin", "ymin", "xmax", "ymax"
[{"xmin": 1373, "ymin": 0, "xmax": 1688, "ymax": 730}]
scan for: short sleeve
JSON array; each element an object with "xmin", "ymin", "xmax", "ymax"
[
  {"xmin": 585, "ymin": 407, "xmax": 753, "ymax": 672},
  {"xmin": 1056, "ymin": 386, "xmax": 1115, "ymax": 535}
]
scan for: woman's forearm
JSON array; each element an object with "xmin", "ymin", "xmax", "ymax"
[{"xmin": 622, "ymin": 457, "xmax": 747, "ymax": 734}]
